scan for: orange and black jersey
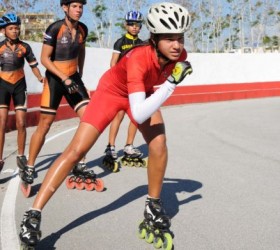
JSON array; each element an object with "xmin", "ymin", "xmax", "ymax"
[
  {"xmin": 0, "ymin": 39, "xmax": 38, "ymax": 84},
  {"xmin": 43, "ymin": 19, "xmax": 88, "ymax": 62},
  {"xmin": 113, "ymin": 33, "xmax": 142, "ymax": 59}
]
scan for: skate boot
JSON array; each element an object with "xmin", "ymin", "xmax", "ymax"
[
  {"xmin": 0, "ymin": 160, "xmax": 4, "ymax": 173},
  {"xmin": 121, "ymin": 144, "xmax": 146, "ymax": 167},
  {"xmin": 19, "ymin": 166, "xmax": 34, "ymax": 198},
  {"xmin": 138, "ymin": 198, "xmax": 173, "ymax": 250},
  {"xmin": 102, "ymin": 144, "xmax": 119, "ymax": 172},
  {"xmin": 19, "ymin": 209, "xmax": 42, "ymax": 249},
  {"xmin": 19, "ymin": 166, "xmax": 35, "ymax": 184},
  {"xmin": 17, "ymin": 155, "xmax": 27, "ymax": 171},
  {"xmin": 65, "ymin": 162, "xmax": 104, "ymax": 191}
]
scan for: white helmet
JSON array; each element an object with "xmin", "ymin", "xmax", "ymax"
[{"xmin": 146, "ymin": 2, "xmax": 191, "ymax": 34}]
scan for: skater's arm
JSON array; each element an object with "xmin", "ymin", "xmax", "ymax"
[
  {"xmin": 129, "ymin": 61, "xmax": 193, "ymax": 124},
  {"xmin": 41, "ymin": 44, "xmax": 68, "ymax": 81},
  {"xmin": 129, "ymin": 80, "xmax": 176, "ymax": 124},
  {"xmin": 31, "ymin": 67, "xmax": 44, "ymax": 83},
  {"xmin": 110, "ymin": 52, "xmax": 120, "ymax": 68}
]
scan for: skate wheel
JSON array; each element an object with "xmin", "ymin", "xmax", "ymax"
[
  {"xmin": 138, "ymin": 226, "xmax": 146, "ymax": 239},
  {"xmin": 84, "ymin": 178, "xmax": 95, "ymax": 191},
  {"xmin": 94, "ymin": 178, "xmax": 104, "ymax": 192},
  {"xmin": 75, "ymin": 177, "xmax": 85, "ymax": 190},
  {"xmin": 142, "ymin": 159, "xmax": 147, "ymax": 168},
  {"xmin": 162, "ymin": 232, "xmax": 173, "ymax": 250},
  {"xmin": 65, "ymin": 176, "xmax": 76, "ymax": 189},
  {"xmin": 20, "ymin": 242, "xmax": 35, "ymax": 250},
  {"xmin": 121, "ymin": 159, "xmax": 128, "ymax": 167},
  {"xmin": 20, "ymin": 182, "xmax": 31, "ymax": 198},
  {"xmin": 145, "ymin": 231, "xmax": 154, "ymax": 244},
  {"xmin": 112, "ymin": 161, "xmax": 119, "ymax": 173},
  {"xmin": 153, "ymin": 236, "xmax": 163, "ymax": 249},
  {"xmin": 134, "ymin": 161, "xmax": 142, "ymax": 167}
]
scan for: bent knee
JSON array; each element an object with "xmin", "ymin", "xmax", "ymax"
[
  {"xmin": 66, "ymin": 146, "xmax": 86, "ymax": 162},
  {"xmin": 149, "ymin": 136, "xmax": 167, "ymax": 155}
]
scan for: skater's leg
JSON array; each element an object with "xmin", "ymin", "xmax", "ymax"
[
  {"xmin": 0, "ymin": 108, "xmax": 8, "ymax": 171},
  {"xmin": 15, "ymin": 109, "xmax": 26, "ymax": 156},
  {"xmin": 75, "ymin": 105, "xmax": 88, "ymax": 165},
  {"xmin": 0, "ymin": 108, "xmax": 8, "ymax": 162},
  {"xmin": 108, "ymin": 110, "xmax": 125, "ymax": 146},
  {"xmin": 125, "ymin": 121, "xmax": 138, "ymax": 145},
  {"xmin": 138, "ymin": 110, "xmax": 167, "ymax": 198},
  {"xmin": 27, "ymin": 113, "xmax": 56, "ymax": 167},
  {"xmin": 32, "ymin": 122, "xmax": 100, "ymax": 210}
]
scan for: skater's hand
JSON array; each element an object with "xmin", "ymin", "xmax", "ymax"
[
  {"xmin": 167, "ymin": 61, "xmax": 193, "ymax": 85},
  {"xmin": 62, "ymin": 78, "xmax": 79, "ymax": 94}
]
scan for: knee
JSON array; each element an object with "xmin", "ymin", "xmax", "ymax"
[
  {"xmin": 16, "ymin": 119, "xmax": 26, "ymax": 131},
  {"xmin": 66, "ymin": 145, "xmax": 85, "ymax": 162},
  {"xmin": 0, "ymin": 119, "xmax": 7, "ymax": 130},
  {"xmin": 37, "ymin": 119, "xmax": 53, "ymax": 134},
  {"xmin": 149, "ymin": 136, "xmax": 167, "ymax": 157}
]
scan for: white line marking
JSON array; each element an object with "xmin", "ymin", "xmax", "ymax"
[{"xmin": 0, "ymin": 126, "xmax": 77, "ymax": 250}]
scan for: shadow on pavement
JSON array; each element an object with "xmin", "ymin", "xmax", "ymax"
[{"xmin": 38, "ymin": 177, "xmax": 202, "ymax": 249}]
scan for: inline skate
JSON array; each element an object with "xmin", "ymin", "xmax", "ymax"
[
  {"xmin": 121, "ymin": 144, "xmax": 146, "ymax": 167},
  {"xmin": 138, "ymin": 198, "xmax": 173, "ymax": 250},
  {"xmin": 17, "ymin": 156, "xmax": 33, "ymax": 198},
  {"xmin": 65, "ymin": 162, "xmax": 104, "ymax": 191},
  {"xmin": 102, "ymin": 144, "xmax": 119, "ymax": 172},
  {"xmin": 19, "ymin": 209, "xmax": 42, "ymax": 249}
]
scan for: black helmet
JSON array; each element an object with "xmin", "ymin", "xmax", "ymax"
[{"xmin": 60, "ymin": 0, "xmax": 87, "ymax": 6}]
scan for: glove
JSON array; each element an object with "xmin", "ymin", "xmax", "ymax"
[
  {"xmin": 167, "ymin": 61, "xmax": 193, "ymax": 85},
  {"xmin": 62, "ymin": 78, "xmax": 79, "ymax": 94}
]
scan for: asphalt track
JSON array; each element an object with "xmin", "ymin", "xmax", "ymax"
[{"xmin": 0, "ymin": 98, "xmax": 280, "ymax": 250}]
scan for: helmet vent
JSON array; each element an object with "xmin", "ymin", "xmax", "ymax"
[
  {"xmin": 168, "ymin": 17, "xmax": 178, "ymax": 29},
  {"xmin": 174, "ymin": 11, "xmax": 179, "ymax": 22},
  {"xmin": 147, "ymin": 19, "xmax": 155, "ymax": 29},
  {"xmin": 160, "ymin": 19, "xmax": 171, "ymax": 30},
  {"xmin": 181, "ymin": 15, "xmax": 185, "ymax": 28}
]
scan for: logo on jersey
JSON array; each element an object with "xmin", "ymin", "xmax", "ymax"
[
  {"xmin": 61, "ymin": 36, "xmax": 68, "ymax": 44},
  {"xmin": 43, "ymin": 32, "xmax": 52, "ymax": 42}
]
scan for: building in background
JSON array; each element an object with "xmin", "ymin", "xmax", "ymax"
[{"xmin": 19, "ymin": 13, "xmax": 55, "ymax": 42}]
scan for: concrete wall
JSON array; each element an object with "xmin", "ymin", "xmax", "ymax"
[
  {"xmin": 25, "ymin": 42, "xmax": 280, "ymax": 92},
  {"xmin": 6, "ymin": 42, "xmax": 280, "ymax": 131}
]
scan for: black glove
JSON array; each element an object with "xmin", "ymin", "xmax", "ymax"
[
  {"xmin": 62, "ymin": 78, "xmax": 79, "ymax": 94},
  {"xmin": 167, "ymin": 61, "xmax": 193, "ymax": 85}
]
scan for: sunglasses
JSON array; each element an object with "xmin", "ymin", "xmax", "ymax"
[{"xmin": 126, "ymin": 22, "xmax": 142, "ymax": 27}]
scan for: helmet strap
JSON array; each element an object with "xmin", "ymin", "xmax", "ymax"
[{"xmin": 6, "ymin": 36, "xmax": 19, "ymax": 45}]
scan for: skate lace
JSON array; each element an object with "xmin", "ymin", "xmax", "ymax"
[
  {"xmin": 22, "ymin": 210, "xmax": 41, "ymax": 230},
  {"xmin": 25, "ymin": 167, "xmax": 34, "ymax": 177},
  {"xmin": 105, "ymin": 145, "xmax": 117, "ymax": 157}
]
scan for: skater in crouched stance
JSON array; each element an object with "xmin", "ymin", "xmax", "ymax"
[{"xmin": 19, "ymin": 2, "xmax": 192, "ymax": 249}]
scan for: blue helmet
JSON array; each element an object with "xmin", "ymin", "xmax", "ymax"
[
  {"xmin": 2, "ymin": 13, "xmax": 21, "ymax": 27},
  {"xmin": 125, "ymin": 11, "xmax": 143, "ymax": 22},
  {"xmin": 0, "ymin": 18, "xmax": 6, "ymax": 28}
]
